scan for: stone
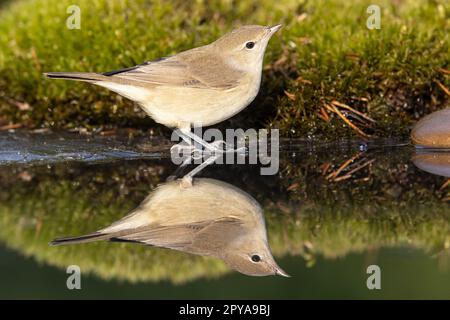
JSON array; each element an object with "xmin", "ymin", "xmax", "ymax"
[
  {"xmin": 412, "ymin": 152, "xmax": 450, "ymax": 177},
  {"xmin": 411, "ymin": 108, "xmax": 450, "ymax": 148}
]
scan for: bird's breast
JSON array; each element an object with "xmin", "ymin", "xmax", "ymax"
[{"xmin": 140, "ymin": 72, "xmax": 262, "ymax": 127}]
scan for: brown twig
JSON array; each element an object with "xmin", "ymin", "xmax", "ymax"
[
  {"xmin": 0, "ymin": 123, "xmax": 22, "ymax": 131},
  {"xmin": 438, "ymin": 68, "xmax": 450, "ymax": 75},
  {"xmin": 327, "ymin": 152, "xmax": 362, "ymax": 180},
  {"xmin": 287, "ymin": 183, "xmax": 300, "ymax": 191},
  {"xmin": 329, "ymin": 104, "xmax": 370, "ymax": 138},
  {"xmin": 320, "ymin": 162, "xmax": 332, "ymax": 175},
  {"xmin": 333, "ymin": 174, "xmax": 353, "ymax": 182},
  {"xmin": 100, "ymin": 129, "xmax": 117, "ymax": 136},
  {"xmin": 324, "ymin": 103, "xmax": 336, "ymax": 114},
  {"xmin": 284, "ymin": 90, "xmax": 296, "ymax": 101},
  {"xmin": 317, "ymin": 107, "xmax": 330, "ymax": 122},
  {"xmin": 331, "ymin": 100, "xmax": 376, "ymax": 123},
  {"xmin": 439, "ymin": 178, "xmax": 450, "ymax": 191},
  {"xmin": 3, "ymin": 96, "xmax": 31, "ymax": 111},
  {"xmin": 295, "ymin": 76, "xmax": 313, "ymax": 85},
  {"xmin": 326, "ymin": 154, "xmax": 374, "ymax": 182},
  {"xmin": 345, "ymin": 158, "xmax": 375, "ymax": 176},
  {"xmin": 351, "ymin": 96, "xmax": 369, "ymax": 102},
  {"xmin": 435, "ymin": 80, "xmax": 450, "ymax": 97}
]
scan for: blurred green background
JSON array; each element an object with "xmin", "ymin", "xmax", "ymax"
[{"xmin": 1, "ymin": 244, "xmax": 449, "ymax": 299}]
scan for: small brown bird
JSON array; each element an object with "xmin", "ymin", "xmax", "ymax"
[
  {"xmin": 50, "ymin": 178, "xmax": 289, "ymax": 277},
  {"xmin": 44, "ymin": 24, "xmax": 282, "ymax": 150}
]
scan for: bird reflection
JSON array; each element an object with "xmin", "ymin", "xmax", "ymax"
[
  {"xmin": 412, "ymin": 152, "xmax": 450, "ymax": 178},
  {"xmin": 50, "ymin": 177, "xmax": 289, "ymax": 277}
]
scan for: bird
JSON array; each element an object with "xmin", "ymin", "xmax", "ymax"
[
  {"xmin": 50, "ymin": 178, "xmax": 289, "ymax": 277},
  {"xmin": 44, "ymin": 24, "xmax": 282, "ymax": 152}
]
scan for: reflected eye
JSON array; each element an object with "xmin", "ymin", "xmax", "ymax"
[
  {"xmin": 251, "ymin": 254, "xmax": 261, "ymax": 262},
  {"xmin": 245, "ymin": 41, "xmax": 255, "ymax": 49}
]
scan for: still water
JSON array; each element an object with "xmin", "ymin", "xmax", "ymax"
[{"xmin": 0, "ymin": 131, "xmax": 449, "ymax": 299}]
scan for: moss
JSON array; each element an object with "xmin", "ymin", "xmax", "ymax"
[
  {"xmin": 269, "ymin": 0, "xmax": 450, "ymax": 139},
  {"xmin": 0, "ymin": 0, "xmax": 292, "ymax": 130},
  {"xmin": 0, "ymin": 157, "xmax": 448, "ymax": 283},
  {"xmin": 0, "ymin": 0, "xmax": 448, "ymax": 137}
]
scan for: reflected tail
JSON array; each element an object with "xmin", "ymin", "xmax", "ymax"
[{"xmin": 50, "ymin": 232, "xmax": 111, "ymax": 246}]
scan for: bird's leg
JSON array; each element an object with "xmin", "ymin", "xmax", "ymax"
[
  {"xmin": 177, "ymin": 127, "xmax": 247, "ymax": 155},
  {"xmin": 181, "ymin": 153, "xmax": 221, "ymax": 186},
  {"xmin": 170, "ymin": 129, "xmax": 196, "ymax": 155},
  {"xmin": 170, "ymin": 127, "xmax": 209, "ymax": 164},
  {"xmin": 177, "ymin": 127, "xmax": 217, "ymax": 153},
  {"xmin": 166, "ymin": 153, "xmax": 195, "ymax": 182}
]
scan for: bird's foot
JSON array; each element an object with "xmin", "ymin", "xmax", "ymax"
[{"xmin": 180, "ymin": 175, "xmax": 193, "ymax": 188}]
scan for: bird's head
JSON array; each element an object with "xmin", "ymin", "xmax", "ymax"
[
  {"xmin": 221, "ymin": 238, "xmax": 289, "ymax": 277},
  {"xmin": 213, "ymin": 24, "xmax": 282, "ymax": 72}
]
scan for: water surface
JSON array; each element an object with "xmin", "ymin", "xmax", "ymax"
[{"xmin": 0, "ymin": 130, "xmax": 448, "ymax": 299}]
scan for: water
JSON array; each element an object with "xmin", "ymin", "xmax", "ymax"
[{"xmin": 0, "ymin": 130, "xmax": 449, "ymax": 299}]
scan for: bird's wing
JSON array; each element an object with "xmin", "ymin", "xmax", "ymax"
[
  {"xmin": 103, "ymin": 51, "xmax": 243, "ymax": 90},
  {"xmin": 113, "ymin": 217, "xmax": 245, "ymax": 253},
  {"xmin": 190, "ymin": 217, "xmax": 247, "ymax": 253}
]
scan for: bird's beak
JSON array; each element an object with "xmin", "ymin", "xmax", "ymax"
[
  {"xmin": 268, "ymin": 24, "xmax": 283, "ymax": 36},
  {"xmin": 267, "ymin": 250, "xmax": 290, "ymax": 277},
  {"xmin": 274, "ymin": 265, "xmax": 290, "ymax": 277}
]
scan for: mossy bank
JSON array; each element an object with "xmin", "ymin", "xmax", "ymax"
[{"xmin": 0, "ymin": 0, "xmax": 449, "ymax": 139}]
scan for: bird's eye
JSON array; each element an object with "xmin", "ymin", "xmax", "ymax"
[
  {"xmin": 245, "ymin": 41, "xmax": 255, "ymax": 49},
  {"xmin": 251, "ymin": 254, "xmax": 261, "ymax": 262}
]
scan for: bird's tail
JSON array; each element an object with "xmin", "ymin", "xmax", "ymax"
[
  {"xmin": 49, "ymin": 232, "xmax": 112, "ymax": 246},
  {"xmin": 44, "ymin": 72, "xmax": 108, "ymax": 82}
]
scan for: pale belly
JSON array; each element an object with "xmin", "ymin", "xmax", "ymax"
[
  {"xmin": 102, "ymin": 178, "xmax": 264, "ymax": 234},
  {"xmin": 140, "ymin": 75, "xmax": 261, "ymax": 128}
]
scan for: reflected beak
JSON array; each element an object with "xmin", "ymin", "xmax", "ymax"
[
  {"xmin": 274, "ymin": 266, "xmax": 291, "ymax": 277},
  {"xmin": 268, "ymin": 24, "xmax": 283, "ymax": 35}
]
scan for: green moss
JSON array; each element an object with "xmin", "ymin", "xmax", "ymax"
[
  {"xmin": 270, "ymin": 0, "xmax": 450, "ymax": 138},
  {"xmin": 0, "ymin": 0, "xmax": 448, "ymax": 136},
  {"xmin": 0, "ymin": 0, "xmax": 292, "ymax": 130}
]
